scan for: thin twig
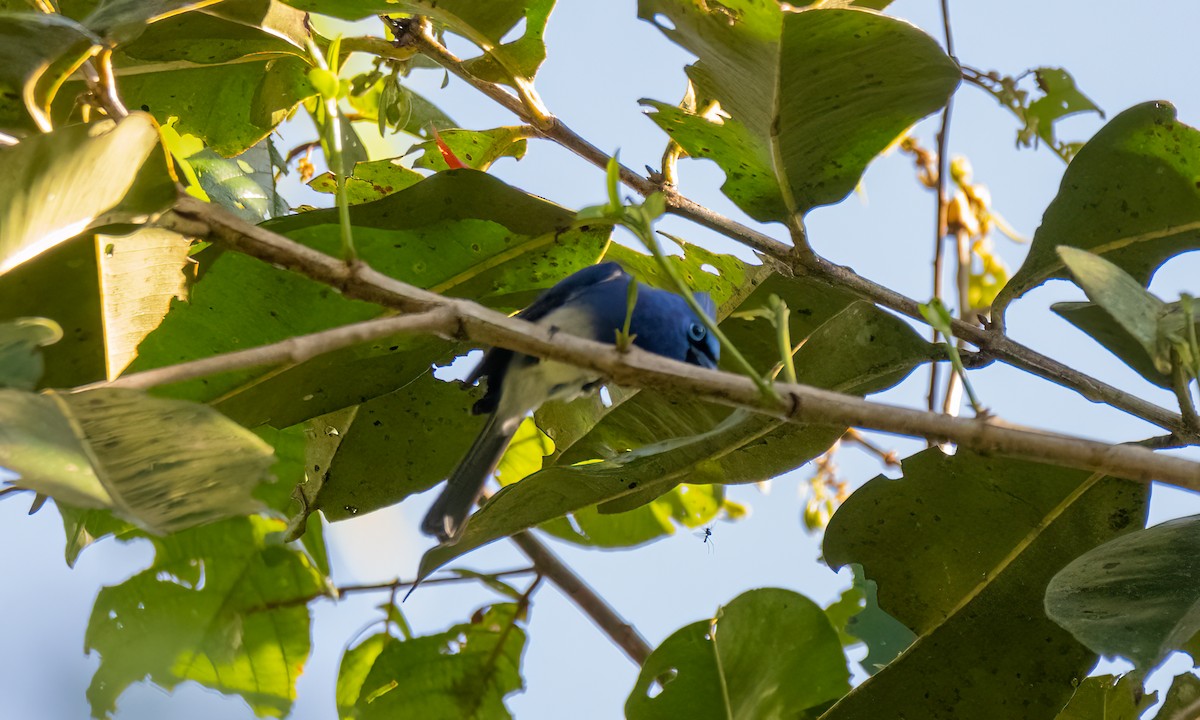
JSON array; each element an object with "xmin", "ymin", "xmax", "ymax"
[
  {"xmin": 154, "ymin": 195, "xmax": 1200, "ymax": 490},
  {"xmin": 508, "ymin": 530, "xmax": 652, "ymax": 666},
  {"xmin": 254, "ymin": 567, "xmax": 536, "ymax": 612},
  {"xmin": 82, "ymin": 308, "xmax": 455, "ymax": 392},
  {"xmin": 929, "ymin": 0, "xmax": 956, "ymax": 413},
  {"xmin": 391, "ymin": 20, "xmax": 1196, "ymax": 443},
  {"xmin": 844, "ymin": 428, "xmax": 900, "ymax": 468}
]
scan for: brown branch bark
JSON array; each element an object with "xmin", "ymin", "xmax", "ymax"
[
  {"xmin": 154, "ymin": 195, "xmax": 1200, "ymax": 492},
  {"xmin": 509, "ymin": 530, "xmax": 652, "ymax": 666}
]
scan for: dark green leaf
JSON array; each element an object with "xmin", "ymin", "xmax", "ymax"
[
  {"xmin": 640, "ymin": 4, "xmax": 958, "ymax": 222},
  {"xmin": 113, "ymin": 1, "xmax": 307, "ymax": 61},
  {"xmin": 1057, "ymin": 247, "xmax": 1165, "ymax": 370},
  {"xmin": 57, "ymin": 503, "xmax": 137, "ymax": 567},
  {"xmin": 626, "ymin": 588, "xmax": 850, "ymax": 719},
  {"xmin": 348, "ymin": 74, "xmax": 455, "ymax": 138},
  {"xmin": 1053, "ymin": 302, "xmax": 1174, "ymax": 388},
  {"xmin": 995, "ymin": 102, "xmax": 1200, "ymax": 316},
  {"xmin": 1046, "ymin": 514, "xmax": 1200, "ymax": 670},
  {"xmin": 821, "ymin": 449, "xmax": 1148, "ymax": 719},
  {"xmin": 85, "ymin": 516, "xmax": 325, "ymax": 719},
  {"xmin": 0, "ymin": 113, "xmax": 175, "ymax": 274},
  {"xmin": 0, "ymin": 235, "xmax": 105, "ymax": 387},
  {"xmin": 0, "ymin": 387, "xmax": 275, "ymax": 533},
  {"xmin": 0, "ymin": 11, "xmax": 99, "ymax": 133},
  {"xmin": 0, "ymin": 316, "xmax": 62, "ymax": 390}
]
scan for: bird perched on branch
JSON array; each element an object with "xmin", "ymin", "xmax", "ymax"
[{"xmin": 421, "ymin": 262, "xmax": 720, "ymax": 543}]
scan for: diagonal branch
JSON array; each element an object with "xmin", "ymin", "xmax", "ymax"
[
  {"xmin": 154, "ymin": 194, "xmax": 1200, "ymax": 491},
  {"xmin": 388, "ymin": 20, "xmax": 1195, "ymax": 443}
]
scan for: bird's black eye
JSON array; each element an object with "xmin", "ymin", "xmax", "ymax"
[{"xmin": 688, "ymin": 322, "xmax": 707, "ymax": 342}]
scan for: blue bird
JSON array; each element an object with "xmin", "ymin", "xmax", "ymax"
[{"xmin": 421, "ymin": 262, "xmax": 721, "ymax": 542}]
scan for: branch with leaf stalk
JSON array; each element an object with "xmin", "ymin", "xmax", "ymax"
[{"xmin": 385, "ymin": 14, "xmax": 1198, "ymax": 444}]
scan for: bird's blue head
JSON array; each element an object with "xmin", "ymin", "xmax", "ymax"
[{"xmin": 683, "ymin": 293, "xmax": 721, "ymax": 370}]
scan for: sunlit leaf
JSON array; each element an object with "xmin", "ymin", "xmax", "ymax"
[
  {"xmin": 0, "ymin": 11, "xmax": 99, "ymax": 133},
  {"xmin": 308, "ymin": 158, "xmax": 424, "ymax": 204},
  {"xmin": 340, "ymin": 603, "xmax": 526, "ymax": 719},
  {"xmin": 1051, "ymin": 675, "xmax": 1153, "ymax": 720},
  {"xmin": 85, "ymin": 515, "xmax": 325, "ymax": 719},
  {"xmin": 0, "ymin": 113, "xmax": 175, "ymax": 274},
  {"xmin": 627, "ymin": 588, "xmax": 849, "ymax": 719},
  {"xmin": 410, "ymin": 126, "xmax": 529, "ymax": 172}
]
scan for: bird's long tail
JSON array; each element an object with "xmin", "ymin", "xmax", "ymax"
[{"xmin": 420, "ymin": 412, "xmax": 518, "ymax": 543}]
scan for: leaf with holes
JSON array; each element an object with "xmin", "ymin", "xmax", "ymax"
[
  {"xmin": 821, "ymin": 449, "xmax": 1147, "ymax": 719},
  {"xmin": 309, "ymin": 158, "xmax": 425, "ymax": 204},
  {"xmin": 85, "ymin": 515, "xmax": 325, "ymax": 719},
  {"xmin": 410, "ymin": 126, "xmax": 529, "ymax": 172},
  {"xmin": 339, "ymin": 603, "xmax": 526, "ymax": 719},
  {"xmin": 627, "ymin": 588, "xmax": 849, "ymax": 719},
  {"xmin": 640, "ymin": 3, "xmax": 958, "ymax": 222}
]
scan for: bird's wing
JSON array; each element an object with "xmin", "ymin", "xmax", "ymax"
[{"xmin": 466, "ymin": 263, "xmax": 628, "ymax": 411}]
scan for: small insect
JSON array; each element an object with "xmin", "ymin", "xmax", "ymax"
[{"xmin": 696, "ymin": 526, "xmax": 715, "ymax": 553}]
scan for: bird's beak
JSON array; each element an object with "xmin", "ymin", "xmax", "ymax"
[{"xmin": 688, "ymin": 345, "xmax": 719, "ymax": 370}]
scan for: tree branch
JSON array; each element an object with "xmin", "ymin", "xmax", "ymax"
[
  {"xmin": 156, "ymin": 195, "xmax": 1200, "ymax": 491},
  {"xmin": 508, "ymin": 530, "xmax": 652, "ymax": 666},
  {"xmin": 84, "ymin": 308, "xmax": 456, "ymax": 392},
  {"xmin": 390, "ymin": 19, "xmax": 1195, "ymax": 443}
]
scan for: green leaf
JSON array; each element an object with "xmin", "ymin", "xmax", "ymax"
[
  {"xmin": 348, "ymin": 74, "xmax": 455, "ymax": 138},
  {"xmin": 0, "ymin": 113, "xmax": 175, "ymax": 274},
  {"xmin": 995, "ymin": 102, "xmax": 1200, "ymax": 316},
  {"xmin": 1157, "ymin": 673, "xmax": 1200, "ymax": 719},
  {"xmin": 1045, "ymin": 514, "xmax": 1200, "ymax": 670},
  {"xmin": 626, "ymin": 588, "xmax": 850, "ymax": 719},
  {"xmin": 130, "ymin": 170, "xmax": 609, "ymax": 429},
  {"xmin": 188, "ymin": 142, "xmax": 291, "ymax": 222},
  {"xmin": 639, "ymin": 4, "xmax": 958, "ymax": 222},
  {"xmin": 842, "ymin": 565, "xmax": 915, "ymax": 675},
  {"xmin": 410, "ymin": 126, "xmax": 529, "ymax": 172},
  {"xmin": 112, "ymin": 56, "xmax": 315, "ymax": 156},
  {"xmin": 821, "ymin": 449, "xmax": 1148, "ymax": 719},
  {"xmin": 343, "ymin": 604, "xmax": 526, "ymax": 719},
  {"xmin": 336, "ymin": 633, "xmax": 389, "ymax": 720},
  {"xmin": 57, "ymin": 503, "xmax": 137, "ymax": 567},
  {"xmin": 0, "ymin": 235, "xmax": 105, "ymax": 387},
  {"xmin": 1022, "ymin": 68, "xmax": 1104, "ymax": 154},
  {"xmin": 0, "ymin": 387, "xmax": 275, "ymax": 533},
  {"xmin": 85, "ymin": 515, "xmax": 325, "ymax": 719},
  {"xmin": 418, "ymin": 298, "xmax": 930, "ymax": 575},
  {"xmin": 315, "ymin": 373, "xmax": 476, "ymax": 521},
  {"xmin": 1051, "ymin": 675, "xmax": 1153, "ymax": 720},
  {"xmin": 0, "ymin": 11, "xmax": 99, "ymax": 133},
  {"xmin": 456, "ymin": 0, "xmax": 555, "ymax": 86},
  {"xmin": 309, "ymin": 158, "xmax": 425, "ymax": 204},
  {"xmin": 0, "ymin": 316, "xmax": 62, "ymax": 390},
  {"xmin": 1057, "ymin": 246, "xmax": 1166, "ymax": 369},
  {"xmin": 1053, "ymin": 301, "xmax": 1176, "ymax": 388}
]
